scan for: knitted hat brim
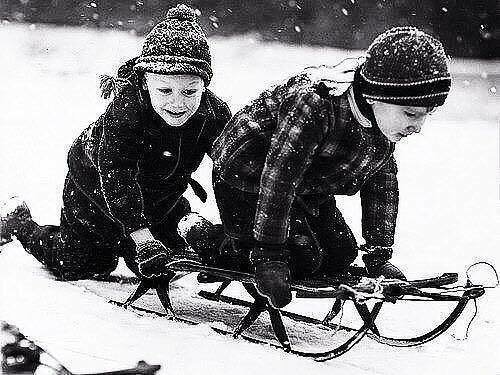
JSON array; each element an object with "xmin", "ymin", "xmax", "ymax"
[
  {"xmin": 135, "ymin": 56, "xmax": 212, "ymax": 85},
  {"xmin": 362, "ymin": 92, "xmax": 449, "ymax": 107},
  {"xmin": 360, "ymin": 67, "xmax": 451, "ymax": 107}
]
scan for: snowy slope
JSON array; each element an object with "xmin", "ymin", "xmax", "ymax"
[{"xmin": 0, "ymin": 23, "xmax": 499, "ymax": 375}]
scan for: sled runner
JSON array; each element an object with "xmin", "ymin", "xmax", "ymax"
[{"xmin": 100, "ymin": 260, "xmax": 490, "ymax": 361}]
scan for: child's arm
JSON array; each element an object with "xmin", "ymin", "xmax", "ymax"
[
  {"xmin": 360, "ymin": 156, "xmax": 399, "ymax": 247},
  {"xmin": 253, "ymin": 89, "xmax": 330, "ymax": 245},
  {"xmin": 97, "ymin": 87, "xmax": 149, "ymax": 236}
]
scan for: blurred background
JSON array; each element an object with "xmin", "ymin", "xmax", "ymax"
[{"xmin": 1, "ymin": 0, "xmax": 498, "ymax": 57}]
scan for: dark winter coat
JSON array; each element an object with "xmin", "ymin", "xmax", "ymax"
[
  {"xmin": 67, "ymin": 79, "xmax": 231, "ymax": 237},
  {"xmin": 212, "ymin": 64, "xmax": 398, "ymax": 247}
]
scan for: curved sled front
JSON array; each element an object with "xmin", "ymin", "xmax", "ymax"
[{"xmin": 367, "ymin": 287, "xmax": 485, "ymax": 347}]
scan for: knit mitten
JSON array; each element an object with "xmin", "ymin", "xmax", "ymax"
[{"xmin": 131, "ymin": 228, "xmax": 172, "ymax": 279}]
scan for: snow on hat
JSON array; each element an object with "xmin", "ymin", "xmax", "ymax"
[
  {"xmin": 360, "ymin": 26, "xmax": 451, "ymax": 107},
  {"xmin": 134, "ymin": 4, "xmax": 212, "ymax": 85}
]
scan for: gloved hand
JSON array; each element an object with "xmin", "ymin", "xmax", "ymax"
[
  {"xmin": 250, "ymin": 244, "xmax": 292, "ymax": 309},
  {"xmin": 361, "ymin": 244, "xmax": 407, "ymax": 280},
  {"xmin": 131, "ymin": 228, "xmax": 172, "ymax": 278}
]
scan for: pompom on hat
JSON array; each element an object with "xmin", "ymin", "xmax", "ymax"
[
  {"xmin": 134, "ymin": 4, "xmax": 212, "ymax": 85},
  {"xmin": 360, "ymin": 26, "xmax": 451, "ymax": 107}
]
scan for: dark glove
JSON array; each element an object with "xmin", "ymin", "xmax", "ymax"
[
  {"xmin": 361, "ymin": 244, "xmax": 406, "ymax": 280},
  {"xmin": 250, "ymin": 244, "xmax": 292, "ymax": 309},
  {"xmin": 131, "ymin": 228, "xmax": 172, "ymax": 279}
]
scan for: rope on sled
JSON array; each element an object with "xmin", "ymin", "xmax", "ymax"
[
  {"xmin": 338, "ymin": 277, "xmax": 385, "ymax": 304},
  {"xmin": 331, "ymin": 300, "xmax": 346, "ymax": 335},
  {"xmin": 461, "ymin": 261, "xmax": 498, "ymax": 339},
  {"xmin": 465, "ymin": 261, "xmax": 499, "ymax": 289}
]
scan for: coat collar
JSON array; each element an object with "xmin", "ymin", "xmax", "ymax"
[{"xmin": 347, "ymin": 85, "xmax": 373, "ymax": 128}]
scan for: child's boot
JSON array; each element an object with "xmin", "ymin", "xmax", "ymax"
[
  {"xmin": 0, "ymin": 197, "xmax": 32, "ymax": 246},
  {"xmin": 178, "ymin": 213, "xmax": 238, "ymax": 282}
]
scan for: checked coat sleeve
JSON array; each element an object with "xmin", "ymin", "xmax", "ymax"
[
  {"xmin": 253, "ymin": 90, "xmax": 330, "ymax": 244},
  {"xmin": 360, "ymin": 155, "xmax": 399, "ymax": 247},
  {"xmin": 97, "ymin": 86, "xmax": 149, "ymax": 235}
]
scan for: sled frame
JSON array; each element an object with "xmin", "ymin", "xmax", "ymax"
[{"xmin": 119, "ymin": 261, "xmax": 485, "ymax": 361}]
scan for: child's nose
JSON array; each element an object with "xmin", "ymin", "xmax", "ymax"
[
  {"xmin": 406, "ymin": 123, "xmax": 422, "ymax": 134},
  {"xmin": 167, "ymin": 92, "xmax": 185, "ymax": 106}
]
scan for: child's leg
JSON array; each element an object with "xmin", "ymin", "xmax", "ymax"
[
  {"xmin": 213, "ymin": 181, "xmax": 259, "ymax": 247},
  {"xmin": 151, "ymin": 196, "xmax": 191, "ymax": 249},
  {"xmin": 16, "ymin": 218, "xmax": 118, "ymax": 280},
  {"xmin": 7, "ymin": 178, "xmax": 120, "ymax": 280},
  {"xmin": 307, "ymin": 198, "xmax": 358, "ymax": 275}
]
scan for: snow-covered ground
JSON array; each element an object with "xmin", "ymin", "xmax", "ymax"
[{"xmin": 0, "ymin": 23, "xmax": 499, "ymax": 375}]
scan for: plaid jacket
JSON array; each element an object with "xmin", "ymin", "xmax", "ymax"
[{"xmin": 212, "ymin": 65, "xmax": 398, "ymax": 247}]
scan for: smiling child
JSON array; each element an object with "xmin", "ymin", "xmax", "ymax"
[{"xmin": 0, "ymin": 4, "xmax": 231, "ymax": 280}]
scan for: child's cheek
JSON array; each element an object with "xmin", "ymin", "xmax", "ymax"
[{"xmin": 186, "ymin": 94, "xmax": 203, "ymax": 111}]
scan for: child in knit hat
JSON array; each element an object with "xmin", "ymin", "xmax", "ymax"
[
  {"xmin": 208, "ymin": 27, "xmax": 451, "ymax": 309},
  {"xmin": 0, "ymin": 4, "xmax": 231, "ymax": 280}
]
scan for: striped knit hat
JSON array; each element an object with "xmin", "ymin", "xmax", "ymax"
[
  {"xmin": 134, "ymin": 4, "xmax": 212, "ymax": 85},
  {"xmin": 360, "ymin": 27, "xmax": 451, "ymax": 107}
]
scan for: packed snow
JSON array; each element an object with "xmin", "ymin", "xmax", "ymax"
[{"xmin": 0, "ymin": 23, "xmax": 499, "ymax": 375}]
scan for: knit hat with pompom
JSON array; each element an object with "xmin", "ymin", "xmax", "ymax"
[
  {"xmin": 134, "ymin": 4, "xmax": 212, "ymax": 85},
  {"xmin": 360, "ymin": 27, "xmax": 451, "ymax": 107}
]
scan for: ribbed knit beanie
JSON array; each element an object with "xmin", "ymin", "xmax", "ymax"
[
  {"xmin": 360, "ymin": 27, "xmax": 451, "ymax": 107},
  {"xmin": 134, "ymin": 4, "xmax": 212, "ymax": 85}
]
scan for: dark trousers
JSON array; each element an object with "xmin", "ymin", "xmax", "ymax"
[
  {"xmin": 15, "ymin": 177, "xmax": 190, "ymax": 280},
  {"xmin": 214, "ymin": 181, "xmax": 358, "ymax": 278}
]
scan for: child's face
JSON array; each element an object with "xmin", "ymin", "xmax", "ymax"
[
  {"xmin": 145, "ymin": 73, "xmax": 204, "ymax": 127},
  {"xmin": 369, "ymin": 101, "xmax": 434, "ymax": 143}
]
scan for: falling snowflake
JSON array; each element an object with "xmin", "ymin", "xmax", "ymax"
[
  {"xmin": 441, "ymin": 7, "xmax": 448, "ymax": 12},
  {"xmin": 90, "ymin": 2, "xmax": 97, "ymax": 8},
  {"xmin": 294, "ymin": 25, "xmax": 301, "ymax": 32},
  {"xmin": 342, "ymin": 8, "xmax": 349, "ymax": 16},
  {"xmin": 490, "ymin": 86, "xmax": 497, "ymax": 94}
]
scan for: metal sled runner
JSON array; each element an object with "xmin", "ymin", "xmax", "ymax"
[{"xmin": 117, "ymin": 261, "xmax": 490, "ymax": 361}]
